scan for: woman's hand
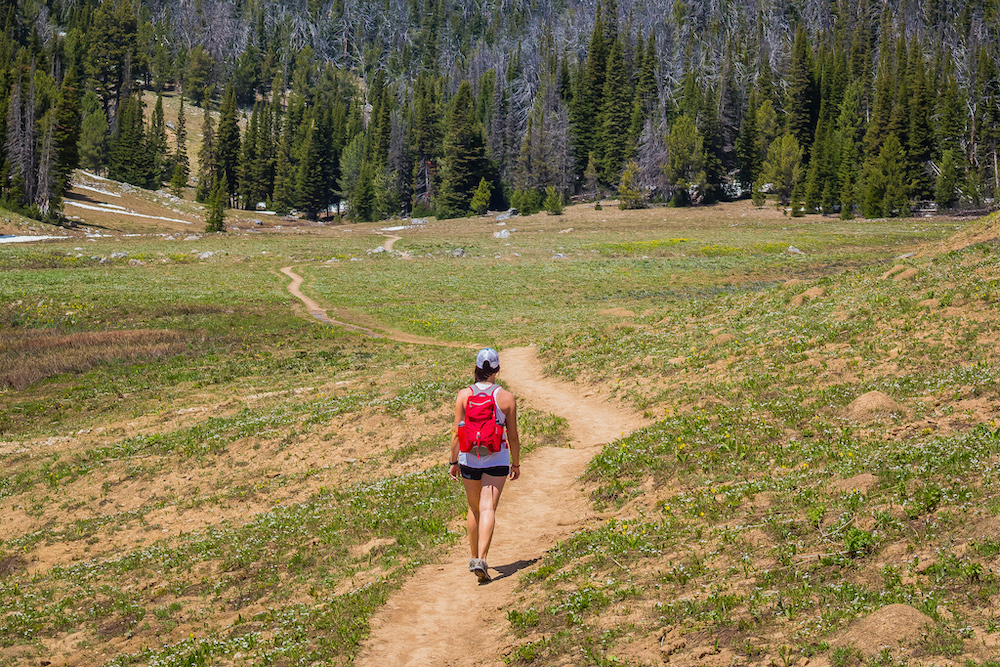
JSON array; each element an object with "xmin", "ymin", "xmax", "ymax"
[
  {"xmin": 509, "ymin": 464, "xmax": 520, "ymax": 480},
  {"xmin": 449, "ymin": 462, "xmax": 460, "ymax": 481}
]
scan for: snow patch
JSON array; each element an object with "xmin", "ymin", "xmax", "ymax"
[
  {"xmin": 64, "ymin": 201, "xmax": 193, "ymax": 224},
  {"xmin": 73, "ymin": 183, "xmax": 122, "ymax": 198},
  {"xmin": 0, "ymin": 235, "xmax": 69, "ymax": 244}
]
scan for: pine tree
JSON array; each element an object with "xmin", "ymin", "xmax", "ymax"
[
  {"xmin": 885, "ymin": 35, "xmax": 910, "ymax": 148},
  {"xmin": 761, "ymin": 133, "xmax": 803, "ymax": 206},
  {"xmin": 599, "ymin": 39, "xmax": 632, "ymax": 184},
  {"xmin": 935, "ymin": 149, "xmax": 961, "ymax": 209},
  {"xmin": 216, "ymin": 85, "xmax": 241, "ymax": 206},
  {"xmin": 370, "ymin": 84, "xmax": 392, "ymax": 170},
  {"xmin": 862, "ymin": 133, "xmax": 908, "ymax": 218},
  {"xmin": 936, "ymin": 66, "xmax": 963, "ymax": 158},
  {"xmin": 412, "ymin": 73, "xmax": 442, "ymax": 208},
  {"xmin": 470, "ymin": 177, "xmax": 492, "ymax": 215},
  {"xmin": 296, "ymin": 116, "xmax": 325, "ymax": 220},
  {"xmin": 169, "ymin": 161, "xmax": 186, "ymax": 196},
  {"xmin": 351, "ymin": 161, "xmax": 376, "ymax": 222},
  {"xmin": 736, "ymin": 92, "xmax": 761, "ymax": 191},
  {"xmin": 436, "ymin": 81, "xmax": 487, "ymax": 218},
  {"xmin": 196, "ymin": 112, "xmax": 217, "ymax": 203},
  {"xmin": 239, "ymin": 102, "xmax": 260, "ymax": 209},
  {"xmin": 253, "ymin": 100, "xmax": 276, "ymax": 206},
  {"xmin": 664, "ymin": 114, "xmax": 707, "ymax": 206},
  {"xmin": 205, "ymin": 174, "xmax": 227, "ymax": 232},
  {"xmin": 109, "ymin": 93, "xmax": 154, "ymax": 188},
  {"xmin": 864, "ymin": 56, "xmax": 894, "ymax": 159},
  {"xmin": 149, "ymin": 93, "xmax": 168, "ymax": 185},
  {"xmin": 544, "ymin": 184, "xmax": 564, "ymax": 214},
  {"xmin": 906, "ymin": 42, "xmax": 933, "ymax": 200},
  {"xmin": 87, "ymin": 0, "xmax": 137, "ymax": 114},
  {"xmin": 628, "ymin": 33, "xmax": 656, "ymax": 152},
  {"xmin": 785, "ymin": 26, "xmax": 817, "ymax": 154},
  {"xmin": 617, "ymin": 160, "xmax": 644, "ymax": 209},
  {"xmin": 53, "ymin": 67, "xmax": 82, "ymax": 204},
  {"xmin": 569, "ymin": 8, "xmax": 608, "ymax": 177},
  {"xmin": 173, "ymin": 94, "xmax": 189, "ymax": 185},
  {"xmin": 79, "ymin": 103, "xmax": 109, "ymax": 174}
]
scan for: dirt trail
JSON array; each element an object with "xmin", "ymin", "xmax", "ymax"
[
  {"xmin": 282, "ymin": 250, "xmax": 647, "ymax": 665},
  {"xmin": 381, "ymin": 234, "xmax": 402, "ymax": 252},
  {"xmin": 280, "ymin": 265, "xmax": 474, "ymax": 349},
  {"xmin": 355, "ymin": 347, "xmax": 646, "ymax": 666}
]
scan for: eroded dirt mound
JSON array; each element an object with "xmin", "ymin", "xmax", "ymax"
[
  {"xmin": 845, "ymin": 391, "xmax": 905, "ymax": 421},
  {"xmin": 833, "ymin": 604, "xmax": 933, "ymax": 658},
  {"xmin": 791, "ymin": 287, "xmax": 825, "ymax": 305},
  {"xmin": 937, "ymin": 212, "xmax": 1000, "ymax": 254},
  {"xmin": 600, "ymin": 307, "xmax": 637, "ymax": 317},
  {"xmin": 831, "ymin": 472, "xmax": 878, "ymax": 495}
]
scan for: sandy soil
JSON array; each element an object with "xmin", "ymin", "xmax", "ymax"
[
  {"xmin": 282, "ymin": 236, "xmax": 649, "ymax": 665},
  {"xmin": 354, "ymin": 346, "xmax": 648, "ymax": 666}
]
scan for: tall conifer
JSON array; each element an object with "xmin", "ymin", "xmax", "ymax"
[
  {"xmin": 436, "ymin": 81, "xmax": 486, "ymax": 218},
  {"xmin": 599, "ymin": 39, "xmax": 632, "ymax": 183},
  {"xmin": 216, "ymin": 84, "xmax": 241, "ymax": 206},
  {"xmin": 196, "ymin": 112, "xmax": 217, "ymax": 202}
]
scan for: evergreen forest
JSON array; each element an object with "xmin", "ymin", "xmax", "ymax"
[{"xmin": 2, "ymin": 0, "xmax": 1000, "ymax": 223}]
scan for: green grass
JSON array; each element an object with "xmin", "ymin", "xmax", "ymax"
[{"xmin": 1, "ymin": 207, "xmax": 996, "ymax": 666}]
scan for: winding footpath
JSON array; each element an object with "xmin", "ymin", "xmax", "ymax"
[{"xmin": 282, "ymin": 234, "xmax": 647, "ymax": 665}]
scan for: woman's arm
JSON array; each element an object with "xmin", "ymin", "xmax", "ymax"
[
  {"xmin": 449, "ymin": 390, "xmax": 469, "ymax": 480},
  {"xmin": 500, "ymin": 391, "xmax": 520, "ymax": 480}
]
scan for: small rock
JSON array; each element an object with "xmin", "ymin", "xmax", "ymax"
[
  {"xmin": 494, "ymin": 229, "xmax": 511, "ymax": 239},
  {"xmin": 198, "ymin": 251, "xmax": 214, "ymax": 259},
  {"xmin": 552, "ymin": 253, "xmax": 568, "ymax": 259},
  {"xmin": 184, "ymin": 235, "xmax": 200, "ymax": 241},
  {"xmin": 451, "ymin": 248, "xmax": 466, "ymax": 258},
  {"xmin": 128, "ymin": 259, "xmax": 144, "ymax": 266},
  {"xmin": 787, "ymin": 245, "xmax": 805, "ymax": 255}
]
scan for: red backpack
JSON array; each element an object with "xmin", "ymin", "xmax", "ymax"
[{"xmin": 461, "ymin": 384, "xmax": 504, "ymax": 455}]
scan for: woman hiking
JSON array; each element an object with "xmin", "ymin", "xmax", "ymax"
[{"xmin": 449, "ymin": 348, "xmax": 521, "ymax": 582}]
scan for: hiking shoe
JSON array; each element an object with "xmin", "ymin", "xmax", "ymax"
[
  {"xmin": 468, "ymin": 558, "xmax": 476, "ymax": 572},
  {"xmin": 472, "ymin": 558, "xmax": 491, "ymax": 582}
]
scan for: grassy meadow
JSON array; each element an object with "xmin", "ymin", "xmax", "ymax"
[{"xmin": 1, "ymin": 198, "xmax": 999, "ymax": 666}]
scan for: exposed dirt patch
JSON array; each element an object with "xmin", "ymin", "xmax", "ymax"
[
  {"xmin": 844, "ymin": 391, "xmax": 905, "ymax": 422},
  {"xmin": 599, "ymin": 307, "xmax": 637, "ymax": 317},
  {"xmin": 790, "ymin": 286, "xmax": 826, "ymax": 305},
  {"xmin": 832, "ymin": 472, "xmax": 879, "ymax": 495},
  {"xmin": 832, "ymin": 604, "xmax": 933, "ymax": 658}
]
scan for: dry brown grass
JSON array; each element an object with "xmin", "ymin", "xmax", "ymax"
[{"xmin": 0, "ymin": 329, "xmax": 188, "ymax": 389}]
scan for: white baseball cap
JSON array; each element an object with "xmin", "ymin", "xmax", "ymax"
[{"xmin": 476, "ymin": 348, "xmax": 500, "ymax": 370}]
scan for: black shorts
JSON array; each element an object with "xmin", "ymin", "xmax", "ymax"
[{"xmin": 460, "ymin": 465, "xmax": 510, "ymax": 480}]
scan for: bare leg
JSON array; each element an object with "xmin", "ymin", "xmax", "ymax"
[
  {"xmin": 462, "ymin": 478, "xmax": 483, "ymax": 558},
  {"xmin": 476, "ymin": 474, "xmax": 507, "ymax": 562}
]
